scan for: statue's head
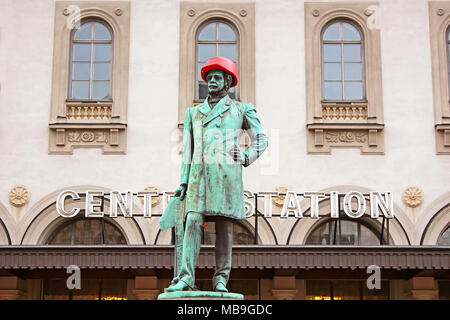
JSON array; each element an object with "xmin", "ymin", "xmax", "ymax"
[{"xmin": 201, "ymin": 56, "xmax": 238, "ymax": 95}]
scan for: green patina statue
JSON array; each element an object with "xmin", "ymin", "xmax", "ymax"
[{"xmin": 164, "ymin": 56, "xmax": 268, "ymax": 293}]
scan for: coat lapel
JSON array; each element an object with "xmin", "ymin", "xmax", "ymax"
[
  {"xmin": 198, "ymin": 100, "xmax": 211, "ymax": 116},
  {"xmin": 203, "ymin": 95, "xmax": 232, "ymax": 126}
]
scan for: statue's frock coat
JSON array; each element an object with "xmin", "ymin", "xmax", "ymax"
[{"xmin": 180, "ymin": 95, "xmax": 268, "ymax": 220}]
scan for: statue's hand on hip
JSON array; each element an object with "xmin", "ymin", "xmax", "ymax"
[
  {"xmin": 229, "ymin": 146, "xmax": 246, "ymax": 165},
  {"xmin": 174, "ymin": 184, "xmax": 187, "ymax": 201}
]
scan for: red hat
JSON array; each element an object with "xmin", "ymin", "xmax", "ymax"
[{"xmin": 201, "ymin": 56, "xmax": 238, "ymax": 87}]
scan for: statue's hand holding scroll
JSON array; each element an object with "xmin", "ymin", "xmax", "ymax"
[{"xmin": 174, "ymin": 184, "xmax": 187, "ymax": 201}]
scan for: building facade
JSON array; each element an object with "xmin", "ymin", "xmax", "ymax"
[{"xmin": 0, "ymin": 0, "xmax": 449, "ymax": 300}]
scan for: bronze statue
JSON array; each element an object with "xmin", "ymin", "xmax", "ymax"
[{"xmin": 164, "ymin": 56, "xmax": 268, "ymax": 293}]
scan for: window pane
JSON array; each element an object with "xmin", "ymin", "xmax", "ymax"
[
  {"xmin": 438, "ymin": 227, "xmax": 450, "ymax": 245},
  {"xmin": 306, "ymin": 280, "xmax": 332, "ymax": 300},
  {"xmin": 93, "ymin": 63, "xmax": 110, "ymax": 80},
  {"xmin": 362, "ymin": 280, "xmax": 390, "ymax": 300},
  {"xmin": 343, "ymin": 44, "xmax": 361, "ymax": 62},
  {"xmin": 344, "ymin": 82, "xmax": 363, "ymax": 100},
  {"xmin": 92, "ymin": 81, "xmax": 111, "ymax": 100},
  {"xmin": 344, "ymin": 63, "xmax": 362, "ymax": 80},
  {"xmin": 204, "ymin": 222, "xmax": 215, "ymax": 245},
  {"xmin": 324, "ymin": 82, "xmax": 342, "ymax": 100},
  {"xmin": 199, "ymin": 82, "xmax": 208, "ymax": 99},
  {"xmin": 360, "ymin": 224, "xmax": 380, "ymax": 245},
  {"xmin": 198, "ymin": 44, "xmax": 216, "ymax": 62},
  {"xmin": 342, "ymin": 23, "xmax": 360, "ymax": 41},
  {"xmin": 48, "ymin": 224, "xmax": 72, "ymax": 245},
  {"xmin": 74, "ymin": 219, "xmax": 102, "ymax": 244},
  {"xmin": 324, "ymin": 63, "xmax": 341, "ymax": 80},
  {"xmin": 199, "ymin": 22, "xmax": 216, "ymax": 41},
  {"xmin": 72, "ymin": 62, "xmax": 90, "ymax": 80},
  {"xmin": 233, "ymin": 223, "xmax": 253, "ymax": 245},
  {"xmin": 197, "ymin": 62, "xmax": 204, "ymax": 81},
  {"xmin": 228, "ymin": 86, "xmax": 236, "ymax": 99},
  {"xmin": 43, "ymin": 279, "xmax": 71, "ymax": 300},
  {"xmin": 104, "ymin": 222, "xmax": 127, "ymax": 245},
  {"xmin": 339, "ymin": 220, "xmax": 358, "ymax": 245},
  {"xmin": 94, "ymin": 44, "xmax": 111, "ymax": 61},
  {"xmin": 323, "ymin": 44, "xmax": 341, "ymax": 62},
  {"xmin": 72, "ymin": 81, "xmax": 89, "ymax": 99},
  {"xmin": 218, "ymin": 44, "xmax": 236, "ymax": 62},
  {"xmin": 72, "ymin": 279, "xmax": 99, "ymax": 300},
  {"xmin": 306, "ymin": 222, "xmax": 332, "ymax": 245},
  {"xmin": 333, "ymin": 280, "xmax": 360, "ymax": 300},
  {"xmin": 74, "ymin": 23, "xmax": 92, "ymax": 40},
  {"xmin": 101, "ymin": 279, "xmax": 128, "ymax": 300},
  {"xmin": 323, "ymin": 23, "xmax": 340, "ymax": 41},
  {"xmin": 219, "ymin": 23, "xmax": 235, "ymax": 41},
  {"xmin": 73, "ymin": 44, "xmax": 91, "ymax": 61},
  {"xmin": 94, "ymin": 23, "xmax": 111, "ymax": 40}
]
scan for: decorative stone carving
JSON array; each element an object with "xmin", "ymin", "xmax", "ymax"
[
  {"xmin": 239, "ymin": 9, "xmax": 247, "ymax": 17},
  {"xmin": 273, "ymin": 186, "xmax": 288, "ymax": 207},
  {"xmin": 436, "ymin": 8, "xmax": 444, "ymax": 16},
  {"xmin": 403, "ymin": 187, "xmax": 423, "ymax": 208},
  {"xmin": 67, "ymin": 130, "xmax": 108, "ymax": 144},
  {"xmin": 322, "ymin": 104, "xmax": 368, "ymax": 120},
  {"xmin": 187, "ymin": 9, "xmax": 196, "ymax": 17},
  {"xmin": 312, "ymin": 9, "xmax": 320, "ymax": 17},
  {"xmin": 142, "ymin": 186, "xmax": 161, "ymax": 207},
  {"xmin": 115, "ymin": 8, "xmax": 123, "ymax": 16},
  {"xmin": 325, "ymin": 131, "xmax": 367, "ymax": 143},
  {"xmin": 364, "ymin": 8, "xmax": 374, "ymax": 16},
  {"xmin": 62, "ymin": 8, "xmax": 71, "ymax": 16},
  {"xmin": 8, "ymin": 186, "xmax": 29, "ymax": 207}
]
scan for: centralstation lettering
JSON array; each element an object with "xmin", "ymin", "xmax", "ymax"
[{"xmin": 56, "ymin": 190, "xmax": 394, "ymax": 219}]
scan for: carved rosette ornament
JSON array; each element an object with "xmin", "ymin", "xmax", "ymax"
[
  {"xmin": 273, "ymin": 186, "xmax": 288, "ymax": 207},
  {"xmin": 142, "ymin": 186, "xmax": 161, "ymax": 207},
  {"xmin": 9, "ymin": 186, "xmax": 29, "ymax": 207},
  {"xmin": 402, "ymin": 187, "xmax": 423, "ymax": 208}
]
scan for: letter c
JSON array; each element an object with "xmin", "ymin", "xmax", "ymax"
[{"xmin": 56, "ymin": 190, "xmax": 81, "ymax": 218}]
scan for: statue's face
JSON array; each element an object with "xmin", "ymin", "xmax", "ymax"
[{"xmin": 206, "ymin": 69, "xmax": 226, "ymax": 94}]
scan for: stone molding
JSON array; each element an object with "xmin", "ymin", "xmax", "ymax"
[
  {"xmin": 304, "ymin": 2, "xmax": 385, "ymax": 154},
  {"xmin": 428, "ymin": 2, "xmax": 450, "ymax": 154},
  {"xmin": 48, "ymin": 1, "xmax": 130, "ymax": 154}
]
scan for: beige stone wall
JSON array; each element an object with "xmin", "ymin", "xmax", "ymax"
[{"xmin": 0, "ymin": 0, "xmax": 448, "ymax": 249}]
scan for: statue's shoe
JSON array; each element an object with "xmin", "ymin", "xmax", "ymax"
[
  {"xmin": 214, "ymin": 282, "xmax": 228, "ymax": 292},
  {"xmin": 165, "ymin": 280, "xmax": 193, "ymax": 292}
]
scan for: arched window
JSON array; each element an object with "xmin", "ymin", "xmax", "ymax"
[
  {"xmin": 47, "ymin": 218, "xmax": 126, "ymax": 245},
  {"xmin": 196, "ymin": 20, "xmax": 239, "ymax": 100},
  {"xmin": 203, "ymin": 221, "xmax": 253, "ymax": 245},
  {"xmin": 322, "ymin": 20, "xmax": 364, "ymax": 101},
  {"xmin": 305, "ymin": 218, "xmax": 385, "ymax": 245},
  {"xmin": 438, "ymin": 225, "xmax": 450, "ymax": 246},
  {"xmin": 69, "ymin": 20, "xmax": 113, "ymax": 101}
]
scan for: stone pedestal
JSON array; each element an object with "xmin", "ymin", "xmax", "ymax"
[{"xmin": 158, "ymin": 291, "xmax": 244, "ymax": 300}]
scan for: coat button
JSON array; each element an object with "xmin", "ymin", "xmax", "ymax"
[{"xmin": 220, "ymin": 114, "xmax": 224, "ymax": 117}]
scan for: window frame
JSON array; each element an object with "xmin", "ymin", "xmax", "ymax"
[
  {"xmin": 49, "ymin": 2, "xmax": 130, "ymax": 155},
  {"xmin": 304, "ymin": 2, "xmax": 385, "ymax": 155},
  {"xmin": 194, "ymin": 19, "xmax": 240, "ymax": 102},
  {"xmin": 46, "ymin": 217, "xmax": 127, "ymax": 245},
  {"xmin": 178, "ymin": 2, "xmax": 255, "ymax": 126},
  {"xmin": 321, "ymin": 19, "xmax": 366, "ymax": 102},
  {"xmin": 68, "ymin": 19, "xmax": 114, "ymax": 102},
  {"xmin": 304, "ymin": 217, "xmax": 388, "ymax": 246},
  {"xmin": 428, "ymin": 2, "xmax": 450, "ymax": 154}
]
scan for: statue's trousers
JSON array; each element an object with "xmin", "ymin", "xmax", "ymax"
[{"xmin": 178, "ymin": 212, "xmax": 233, "ymax": 288}]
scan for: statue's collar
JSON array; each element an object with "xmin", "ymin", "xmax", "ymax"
[
  {"xmin": 199, "ymin": 95, "xmax": 232, "ymax": 125},
  {"xmin": 199, "ymin": 94, "xmax": 231, "ymax": 115}
]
